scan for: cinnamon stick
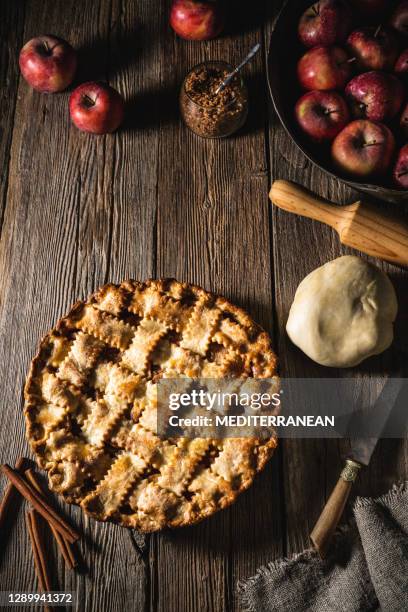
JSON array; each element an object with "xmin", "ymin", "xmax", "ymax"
[
  {"xmin": 25, "ymin": 468, "xmax": 77, "ymax": 569},
  {"xmin": 29, "ymin": 510, "xmax": 52, "ymax": 591},
  {"xmin": 25, "ymin": 511, "xmax": 47, "ymax": 591},
  {"xmin": 25, "ymin": 512, "xmax": 53, "ymax": 612},
  {"xmin": 0, "ymin": 457, "xmax": 25, "ymax": 530},
  {"xmin": 1, "ymin": 464, "xmax": 79, "ymax": 543},
  {"xmin": 48, "ymin": 522, "xmax": 77, "ymax": 569}
]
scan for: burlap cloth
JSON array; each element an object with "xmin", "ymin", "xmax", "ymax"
[{"xmin": 238, "ymin": 483, "xmax": 408, "ymax": 612}]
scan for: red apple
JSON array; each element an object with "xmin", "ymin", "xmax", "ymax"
[
  {"xmin": 169, "ymin": 0, "xmax": 224, "ymax": 41},
  {"xmin": 395, "ymin": 49, "xmax": 408, "ymax": 74},
  {"xmin": 400, "ymin": 103, "xmax": 408, "ymax": 136},
  {"xmin": 347, "ymin": 26, "xmax": 399, "ymax": 72},
  {"xmin": 297, "ymin": 46, "xmax": 352, "ymax": 91},
  {"xmin": 295, "ymin": 90, "xmax": 350, "ymax": 142},
  {"xmin": 19, "ymin": 35, "xmax": 76, "ymax": 93},
  {"xmin": 69, "ymin": 82, "xmax": 125, "ymax": 134},
  {"xmin": 390, "ymin": 1, "xmax": 408, "ymax": 38},
  {"xmin": 348, "ymin": 0, "xmax": 388, "ymax": 18},
  {"xmin": 331, "ymin": 119, "xmax": 395, "ymax": 179},
  {"xmin": 345, "ymin": 71, "xmax": 404, "ymax": 122},
  {"xmin": 298, "ymin": 0, "xmax": 352, "ymax": 48},
  {"xmin": 394, "ymin": 144, "xmax": 408, "ymax": 189}
]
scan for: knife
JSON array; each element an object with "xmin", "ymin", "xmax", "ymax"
[{"xmin": 310, "ymin": 376, "xmax": 405, "ymax": 558}]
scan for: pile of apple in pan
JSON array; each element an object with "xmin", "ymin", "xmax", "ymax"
[{"xmin": 292, "ymin": 0, "xmax": 407, "ymax": 189}]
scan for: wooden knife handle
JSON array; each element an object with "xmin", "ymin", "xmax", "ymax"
[
  {"xmin": 269, "ymin": 180, "xmax": 352, "ymax": 233},
  {"xmin": 310, "ymin": 459, "xmax": 362, "ymax": 558}
]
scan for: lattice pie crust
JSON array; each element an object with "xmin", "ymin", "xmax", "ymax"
[{"xmin": 24, "ymin": 279, "xmax": 278, "ymax": 531}]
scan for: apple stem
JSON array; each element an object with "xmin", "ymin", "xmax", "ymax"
[
  {"xmin": 312, "ymin": 4, "xmax": 320, "ymax": 16},
  {"xmin": 82, "ymin": 94, "xmax": 96, "ymax": 107},
  {"xmin": 340, "ymin": 57, "xmax": 356, "ymax": 68},
  {"xmin": 42, "ymin": 40, "xmax": 50, "ymax": 54},
  {"xmin": 325, "ymin": 109, "xmax": 338, "ymax": 115},
  {"xmin": 374, "ymin": 24, "xmax": 382, "ymax": 38},
  {"xmin": 397, "ymin": 170, "xmax": 408, "ymax": 178},
  {"xmin": 363, "ymin": 140, "xmax": 380, "ymax": 147}
]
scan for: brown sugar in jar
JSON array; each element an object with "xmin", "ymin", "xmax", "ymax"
[{"xmin": 180, "ymin": 61, "xmax": 249, "ymax": 138}]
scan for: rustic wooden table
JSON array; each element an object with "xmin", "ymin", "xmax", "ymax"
[{"xmin": 0, "ymin": 1, "xmax": 407, "ymax": 611}]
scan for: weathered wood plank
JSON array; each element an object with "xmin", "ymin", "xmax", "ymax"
[
  {"xmin": 0, "ymin": 1, "xmax": 160, "ymax": 609},
  {"xmin": 0, "ymin": 0, "xmax": 84, "ymax": 598},
  {"xmin": 265, "ymin": 0, "xmax": 408, "ymax": 558},
  {"xmin": 0, "ymin": 0, "xmax": 26, "ymax": 232},
  {"xmin": 154, "ymin": 2, "xmax": 282, "ymax": 611}
]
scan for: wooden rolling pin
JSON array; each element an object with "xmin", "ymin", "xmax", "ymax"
[{"xmin": 269, "ymin": 180, "xmax": 408, "ymax": 267}]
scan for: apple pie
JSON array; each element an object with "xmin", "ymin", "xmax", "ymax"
[{"xmin": 24, "ymin": 279, "xmax": 278, "ymax": 531}]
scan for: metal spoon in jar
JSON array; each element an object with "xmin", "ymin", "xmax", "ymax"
[{"xmin": 215, "ymin": 43, "xmax": 261, "ymax": 95}]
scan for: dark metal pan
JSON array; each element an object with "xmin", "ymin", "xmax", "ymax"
[{"xmin": 267, "ymin": 0, "xmax": 408, "ymax": 205}]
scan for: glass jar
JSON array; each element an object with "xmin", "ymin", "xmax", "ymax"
[{"xmin": 180, "ymin": 61, "xmax": 249, "ymax": 138}]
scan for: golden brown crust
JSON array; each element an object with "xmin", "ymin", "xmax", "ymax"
[{"xmin": 24, "ymin": 279, "xmax": 278, "ymax": 532}]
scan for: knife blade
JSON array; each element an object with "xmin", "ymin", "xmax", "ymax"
[
  {"xmin": 310, "ymin": 376, "xmax": 405, "ymax": 558},
  {"xmin": 348, "ymin": 377, "xmax": 405, "ymax": 466}
]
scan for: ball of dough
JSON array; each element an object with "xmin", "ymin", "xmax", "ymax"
[{"xmin": 286, "ymin": 256, "xmax": 398, "ymax": 368}]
